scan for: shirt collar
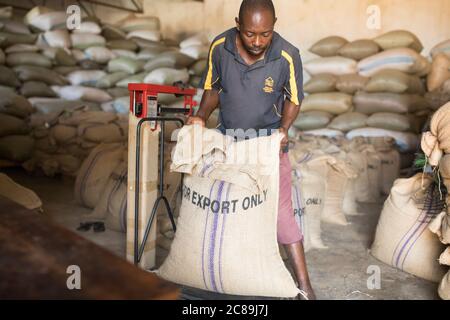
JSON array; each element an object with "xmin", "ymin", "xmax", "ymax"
[{"xmin": 224, "ymin": 27, "xmax": 283, "ymax": 63}]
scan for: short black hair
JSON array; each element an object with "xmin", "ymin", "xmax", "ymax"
[{"xmin": 238, "ymin": 0, "xmax": 276, "ymax": 23}]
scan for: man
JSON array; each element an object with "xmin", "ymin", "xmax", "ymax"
[{"xmin": 187, "ymin": 0, "xmax": 315, "ymax": 300}]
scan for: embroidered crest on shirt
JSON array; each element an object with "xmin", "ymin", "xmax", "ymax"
[{"xmin": 263, "ymin": 77, "xmax": 274, "ymax": 93}]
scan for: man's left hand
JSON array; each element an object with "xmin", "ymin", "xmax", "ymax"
[{"xmin": 279, "ymin": 127, "xmax": 289, "ymax": 155}]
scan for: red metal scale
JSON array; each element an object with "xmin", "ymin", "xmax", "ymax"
[{"xmin": 128, "ymin": 83, "xmax": 197, "ymax": 266}]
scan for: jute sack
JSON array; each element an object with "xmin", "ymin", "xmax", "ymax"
[
  {"xmin": 358, "ymin": 48, "xmax": 430, "ymax": 77},
  {"xmin": 309, "ymin": 36, "xmax": 348, "ymax": 57},
  {"xmin": 343, "ymin": 144, "xmax": 371, "ymax": 203},
  {"xmin": 373, "ymin": 30, "xmax": 423, "ymax": 52},
  {"xmin": 106, "ymin": 39, "xmax": 138, "ymax": 51},
  {"xmin": 322, "ymin": 159, "xmax": 357, "ymax": 225},
  {"xmin": 189, "ymin": 59, "xmax": 207, "ymax": 77},
  {"xmin": 70, "ymin": 33, "xmax": 106, "ymax": 50},
  {"xmin": 107, "ymin": 57, "xmax": 144, "ymax": 74},
  {"xmin": 428, "ymin": 210, "xmax": 450, "ymax": 245},
  {"xmin": 0, "ymin": 65, "xmax": 20, "ymax": 87},
  {"xmin": 291, "ymin": 167, "xmax": 327, "ymax": 252},
  {"xmin": 303, "ymin": 74, "xmax": 336, "ymax": 93},
  {"xmin": 353, "ymin": 92, "xmax": 428, "ymax": 114},
  {"xmin": 338, "ymin": 39, "xmax": 380, "ymax": 61},
  {"xmin": 158, "ymin": 126, "xmax": 300, "ymax": 298},
  {"xmin": 96, "ymin": 72, "xmax": 128, "ymax": 89},
  {"xmin": 327, "ymin": 112, "xmax": 368, "ymax": 132},
  {"xmin": 52, "ymin": 85, "xmax": 112, "ymax": 103},
  {"xmin": 41, "ymin": 29, "xmax": 71, "ymax": 48},
  {"xmin": 366, "ymin": 112, "xmax": 411, "ymax": 132},
  {"xmin": 116, "ymin": 14, "xmax": 160, "ymax": 32},
  {"xmin": 72, "ymin": 21, "xmax": 101, "ymax": 34},
  {"xmin": 347, "ymin": 127, "xmax": 419, "ymax": 153},
  {"xmin": 144, "ymin": 51, "xmax": 195, "ymax": 71},
  {"xmin": 0, "ymin": 89, "xmax": 34, "ymax": 119},
  {"xmin": 378, "ymin": 148, "xmax": 401, "ymax": 195},
  {"xmin": 6, "ymin": 52, "xmax": 52, "ymax": 68},
  {"xmin": 427, "ymin": 53, "xmax": 450, "ymax": 92},
  {"xmin": 0, "ymin": 114, "xmax": 29, "ymax": 137},
  {"xmin": 50, "ymin": 124, "xmax": 77, "ymax": 144},
  {"xmin": 303, "ymin": 128, "xmax": 344, "ymax": 138},
  {"xmin": 26, "ymin": 10, "xmax": 66, "ymax": 31},
  {"xmin": 362, "ymin": 145, "xmax": 382, "ymax": 203},
  {"xmin": 20, "ymin": 81, "xmax": 56, "ymax": 98},
  {"xmin": 438, "ymin": 271, "xmax": 450, "ymax": 300},
  {"xmin": 93, "ymin": 158, "xmax": 128, "ymax": 233},
  {"xmin": 441, "ymin": 155, "xmax": 450, "ymax": 194},
  {"xmin": 293, "ymin": 111, "xmax": 333, "ymax": 131},
  {"xmin": 301, "ymin": 92, "xmax": 353, "ymax": 115},
  {"xmin": 420, "ymin": 102, "xmax": 450, "ymax": 166},
  {"xmin": 304, "ymin": 56, "xmax": 357, "ymax": 76},
  {"xmin": 0, "ymin": 135, "xmax": 34, "ymax": 162},
  {"xmin": 58, "ymin": 109, "xmax": 117, "ymax": 126},
  {"xmin": 74, "ymin": 143, "xmax": 125, "ymax": 209},
  {"xmin": 77, "ymin": 121, "xmax": 127, "ymax": 144},
  {"xmin": 84, "ymin": 46, "xmax": 117, "ymax": 64},
  {"xmin": 67, "ymin": 70, "xmax": 107, "ymax": 86},
  {"xmin": 14, "ymin": 65, "xmax": 68, "ymax": 86},
  {"xmin": 343, "ymin": 178, "xmax": 360, "ymax": 216},
  {"xmin": 116, "ymin": 72, "xmax": 147, "ymax": 88},
  {"xmin": 144, "ymin": 68, "xmax": 190, "ymax": 86},
  {"xmin": 365, "ymin": 69, "xmax": 425, "ymax": 94},
  {"xmin": 370, "ymin": 174, "xmax": 447, "ymax": 282},
  {"xmin": 335, "ymin": 74, "xmax": 368, "ymax": 94},
  {"xmin": 0, "ymin": 173, "xmax": 42, "ymax": 210},
  {"xmin": 431, "ymin": 39, "xmax": 450, "ymax": 59}
]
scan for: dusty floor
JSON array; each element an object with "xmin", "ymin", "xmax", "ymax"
[{"xmin": 5, "ymin": 167, "xmax": 440, "ymax": 300}]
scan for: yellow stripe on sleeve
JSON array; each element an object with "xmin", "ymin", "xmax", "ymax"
[
  {"xmin": 204, "ymin": 37, "xmax": 226, "ymax": 90},
  {"xmin": 281, "ymin": 50, "xmax": 299, "ymax": 106}
]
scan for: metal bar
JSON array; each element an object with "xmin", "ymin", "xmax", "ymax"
[
  {"xmin": 80, "ymin": 0, "xmax": 142, "ymax": 13},
  {"xmin": 134, "ymin": 117, "xmax": 184, "ymax": 265}
]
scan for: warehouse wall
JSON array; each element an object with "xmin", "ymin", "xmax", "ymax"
[{"xmin": 143, "ymin": 0, "xmax": 450, "ymax": 61}]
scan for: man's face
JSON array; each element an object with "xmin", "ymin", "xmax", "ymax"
[{"xmin": 236, "ymin": 9, "xmax": 276, "ymax": 57}]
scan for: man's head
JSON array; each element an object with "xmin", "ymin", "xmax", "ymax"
[{"xmin": 235, "ymin": 0, "xmax": 277, "ymax": 57}]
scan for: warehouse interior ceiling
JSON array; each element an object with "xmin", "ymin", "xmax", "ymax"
[{"xmin": 0, "ymin": 0, "xmax": 145, "ymax": 15}]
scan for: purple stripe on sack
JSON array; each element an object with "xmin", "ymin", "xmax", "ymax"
[
  {"xmin": 392, "ymin": 209, "xmax": 428, "ymax": 268},
  {"xmin": 201, "ymin": 180, "xmax": 217, "ymax": 290},
  {"xmin": 399, "ymin": 216, "xmax": 433, "ymax": 269},
  {"xmin": 209, "ymin": 181, "xmax": 225, "ymax": 292},
  {"xmin": 218, "ymin": 182, "xmax": 231, "ymax": 293}
]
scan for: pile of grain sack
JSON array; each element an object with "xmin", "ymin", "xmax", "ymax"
[
  {"xmin": 295, "ymin": 30, "xmax": 434, "ymax": 156},
  {"xmin": 288, "ymin": 134, "xmax": 400, "ymax": 253},
  {"xmin": 0, "ymin": 5, "xmax": 208, "ymax": 177},
  {"xmin": 425, "ymin": 39, "xmax": 450, "ymax": 110},
  {"xmin": 371, "ymin": 101, "xmax": 450, "ymax": 300}
]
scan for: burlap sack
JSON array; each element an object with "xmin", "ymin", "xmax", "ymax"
[
  {"xmin": 294, "ymin": 111, "xmax": 333, "ymax": 131},
  {"xmin": 322, "ymin": 159, "xmax": 357, "ymax": 225},
  {"xmin": 336, "ymin": 74, "xmax": 368, "ymax": 94},
  {"xmin": 304, "ymin": 56, "xmax": 357, "ymax": 76},
  {"xmin": 309, "ymin": 36, "xmax": 348, "ymax": 57},
  {"xmin": 327, "ymin": 112, "xmax": 368, "ymax": 132},
  {"xmin": 304, "ymin": 74, "xmax": 337, "ymax": 93},
  {"xmin": 370, "ymin": 174, "xmax": 447, "ymax": 282},
  {"xmin": 365, "ymin": 69, "xmax": 425, "ymax": 94},
  {"xmin": 301, "ymin": 92, "xmax": 353, "ymax": 115},
  {"xmin": 0, "ymin": 114, "xmax": 29, "ymax": 137},
  {"xmin": 0, "ymin": 173, "xmax": 42, "ymax": 210},
  {"xmin": 158, "ymin": 126, "xmax": 300, "ymax": 298},
  {"xmin": 427, "ymin": 53, "xmax": 450, "ymax": 92},
  {"xmin": 431, "ymin": 39, "xmax": 450, "ymax": 59},
  {"xmin": 343, "ymin": 178, "xmax": 360, "ymax": 216},
  {"xmin": 0, "ymin": 135, "xmax": 34, "ymax": 162},
  {"xmin": 74, "ymin": 143, "xmax": 125, "ymax": 209},
  {"xmin": 291, "ymin": 171, "xmax": 327, "ymax": 252},
  {"xmin": 428, "ymin": 210, "xmax": 450, "ymax": 245},
  {"xmin": 421, "ymin": 102, "xmax": 450, "ymax": 166},
  {"xmin": 338, "ymin": 39, "xmax": 380, "ymax": 61},
  {"xmin": 373, "ymin": 30, "xmax": 423, "ymax": 53},
  {"xmin": 366, "ymin": 113, "xmax": 411, "ymax": 132},
  {"xmin": 378, "ymin": 149, "xmax": 401, "ymax": 195},
  {"xmin": 354, "ymin": 92, "xmax": 428, "ymax": 114},
  {"xmin": 358, "ymin": 48, "xmax": 429, "ymax": 77},
  {"xmin": 438, "ymin": 271, "xmax": 450, "ymax": 300}
]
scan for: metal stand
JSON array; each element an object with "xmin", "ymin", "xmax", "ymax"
[{"xmin": 134, "ymin": 116, "xmax": 184, "ymax": 265}]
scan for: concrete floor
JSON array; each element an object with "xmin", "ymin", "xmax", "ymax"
[{"xmin": 4, "ymin": 167, "xmax": 440, "ymax": 300}]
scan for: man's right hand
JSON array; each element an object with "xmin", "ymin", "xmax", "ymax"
[{"xmin": 186, "ymin": 116, "xmax": 206, "ymax": 127}]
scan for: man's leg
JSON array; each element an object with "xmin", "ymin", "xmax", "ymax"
[{"xmin": 277, "ymin": 152, "xmax": 316, "ymax": 299}]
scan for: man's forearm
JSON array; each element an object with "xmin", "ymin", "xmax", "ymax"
[
  {"xmin": 280, "ymin": 99, "xmax": 301, "ymax": 131},
  {"xmin": 196, "ymin": 89, "xmax": 220, "ymax": 122}
]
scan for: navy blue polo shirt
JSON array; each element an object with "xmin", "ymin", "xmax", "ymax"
[{"xmin": 199, "ymin": 27, "xmax": 304, "ymax": 134}]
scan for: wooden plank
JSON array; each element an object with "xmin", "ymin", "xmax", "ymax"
[{"xmin": 0, "ymin": 196, "xmax": 179, "ymax": 300}]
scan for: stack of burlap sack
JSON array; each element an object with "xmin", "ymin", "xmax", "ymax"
[
  {"xmin": 288, "ymin": 133, "xmax": 401, "ymax": 253},
  {"xmin": 371, "ymin": 101, "xmax": 450, "ymax": 299},
  {"xmin": 425, "ymin": 39, "xmax": 450, "ymax": 110},
  {"xmin": 296, "ymin": 30, "xmax": 432, "ymax": 155},
  {"xmin": 0, "ymin": 5, "xmax": 208, "ymax": 173}
]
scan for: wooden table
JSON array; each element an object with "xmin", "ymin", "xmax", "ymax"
[{"xmin": 0, "ymin": 196, "xmax": 179, "ymax": 300}]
